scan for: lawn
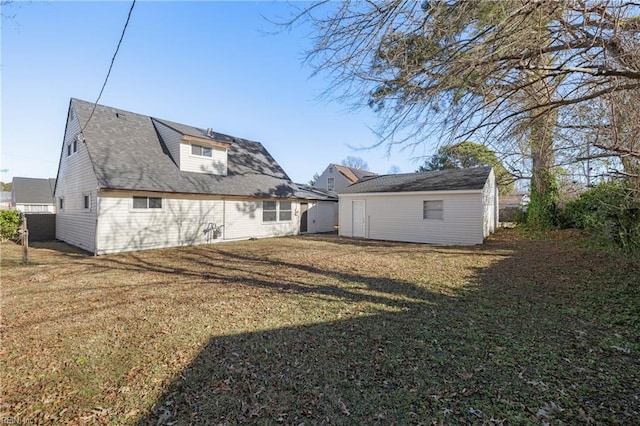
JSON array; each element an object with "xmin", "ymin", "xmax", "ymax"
[{"xmin": 1, "ymin": 230, "xmax": 639, "ymax": 424}]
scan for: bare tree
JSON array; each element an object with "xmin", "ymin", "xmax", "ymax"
[
  {"xmin": 341, "ymin": 156, "xmax": 369, "ymax": 170},
  {"xmin": 289, "ymin": 0, "xmax": 640, "ymax": 227}
]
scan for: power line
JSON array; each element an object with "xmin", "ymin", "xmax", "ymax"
[{"xmin": 82, "ymin": 0, "xmax": 136, "ymax": 132}]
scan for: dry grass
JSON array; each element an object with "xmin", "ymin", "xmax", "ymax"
[{"xmin": 1, "ymin": 230, "xmax": 638, "ymax": 424}]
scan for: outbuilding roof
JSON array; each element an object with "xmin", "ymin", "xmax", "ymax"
[
  {"xmin": 11, "ymin": 177, "xmax": 56, "ymax": 204},
  {"xmin": 341, "ymin": 167, "xmax": 492, "ymax": 194},
  {"xmin": 68, "ymin": 98, "xmax": 299, "ymax": 198}
]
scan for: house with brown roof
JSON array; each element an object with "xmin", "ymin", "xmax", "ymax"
[{"xmin": 313, "ymin": 164, "xmax": 377, "ymax": 194}]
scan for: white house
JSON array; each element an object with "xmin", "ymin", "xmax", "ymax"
[
  {"xmin": 314, "ymin": 164, "xmax": 377, "ymax": 194},
  {"xmin": 11, "ymin": 177, "xmax": 57, "ymax": 213},
  {"xmin": 54, "ymin": 98, "xmax": 336, "ymax": 255},
  {"xmin": 338, "ymin": 167, "xmax": 498, "ymax": 245}
]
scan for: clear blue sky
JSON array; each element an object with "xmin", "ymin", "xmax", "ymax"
[{"xmin": 1, "ymin": 1, "xmax": 431, "ymax": 185}]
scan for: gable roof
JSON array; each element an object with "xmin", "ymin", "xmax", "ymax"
[
  {"xmin": 332, "ymin": 164, "xmax": 377, "ymax": 184},
  {"xmin": 11, "ymin": 177, "xmax": 56, "ymax": 204},
  {"xmin": 68, "ymin": 98, "xmax": 297, "ymax": 198},
  {"xmin": 341, "ymin": 167, "xmax": 492, "ymax": 194}
]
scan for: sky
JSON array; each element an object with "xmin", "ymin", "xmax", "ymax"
[{"xmin": 1, "ymin": 1, "xmax": 433, "ymax": 185}]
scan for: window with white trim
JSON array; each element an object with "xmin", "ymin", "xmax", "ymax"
[
  {"xmin": 58, "ymin": 198, "xmax": 64, "ymax": 210},
  {"xmin": 279, "ymin": 201, "xmax": 292, "ymax": 221},
  {"xmin": 262, "ymin": 201, "xmax": 292, "ymax": 222},
  {"xmin": 423, "ymin": 200, "xmax": 443, "ymax": 220},
  {"xmin": 83, "ymin": 194, "xmax": 91, "ymax": 210},
  {"xmin": 191, "ymin": 144, "xmax": 212, "ymax": 158},
  {"xmin": 133, "ymin": 196, "xmax": 163, "ymax": 209},
  {"xmin": 327, "ymin": 177, "xmax": 335, "ymax": 191},
  {"xmin": 263, "ymin": 201, "xmax": 277, "ymax": 222}
]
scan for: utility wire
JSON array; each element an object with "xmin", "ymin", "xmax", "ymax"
[{"xmin": 82, "ymin": 0, "xmax": 136, "ymax": 132}]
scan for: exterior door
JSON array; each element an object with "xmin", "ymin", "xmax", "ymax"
[
  {"xmin": 300, "ymin": 203, "xmax": 308, "ymax": 233},
  {"xmin": 352, "ymin": 200, "xmax": 366, "ymax": 237}
]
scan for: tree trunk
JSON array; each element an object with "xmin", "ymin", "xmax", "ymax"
[{"xmin": 527, "ymin": 109, "xmax": 559, "ymax": 229}]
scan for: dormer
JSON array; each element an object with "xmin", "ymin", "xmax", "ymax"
[{"xmin": 152, "ymin": 119, "xmax": 231, "ymax": 175}]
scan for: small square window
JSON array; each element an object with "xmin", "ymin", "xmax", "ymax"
[
  {"xmin": 148, "ymin": 197, "xmax": 162, "ymax": 209},
  {"xmin": 423, "ymin": 200, "xmax": 443, "ymax": 220}
]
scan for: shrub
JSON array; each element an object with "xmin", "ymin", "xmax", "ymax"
[
  {"xmin": 560, "ymin": 181, "xmax": 640, "ymax": 251},
  {"xmin": 0, "ymin": 209, "xmax": 22, "ymax": 241}
]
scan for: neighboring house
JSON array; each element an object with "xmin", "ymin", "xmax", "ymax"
[
  {"xmin": 314, "ymin": 164, "xmax": 377, "ymax": 194},
  {"xmin": 339, "ymin": 167, "xmax": 498, "ymax": 245},
  {"xmin": 11, "ymin": 177, "xmax": 56, "ymax": 213},
  {"xmin": 55, "ymin": 98, "xmax": 335, "ymax": 255}
]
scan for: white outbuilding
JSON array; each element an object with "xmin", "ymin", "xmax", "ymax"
[{"xmin": 338, "ymin": 167, "xmax": 498, "ymax": 245}]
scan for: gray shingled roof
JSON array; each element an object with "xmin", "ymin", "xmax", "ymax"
[
  {"xmin": 70, "ymin": 99, "xmax": 299, "ymax": 198},
  {"xmin": 11, "ymin": 177, "xmax": 56, "ymax": 204},
  {"xmin": 341, "ymin": 167, "xmax": 492, "ymax": 194},
  {"xmin": 292, "ymin": 184, "xmax": 338, "ymax": 201}
]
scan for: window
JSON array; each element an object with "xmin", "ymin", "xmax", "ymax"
[
  {"xmin": 191, "ymin": 144, "xmax": 212, "ymax": 158},
  {"xmin": 423, "ymin": 200, "xmax": 443, "ymax": 220},
  {"xmin": 83, "ymin": 194, "xmax": 90, "ymax": 210},
  {"xmin": 73, "ymin": 140, "xmax": 77, "ymax": 153},
  {"xmin": 67, "ymin": 144, "xmax": 71, "ymax": 156},
  {"xmin": 327, "ymin": 177, "xmax": 335, "ymax": 191},
  {"xmin": 133, "ymin": 196, "xmax": 163, "ymax": 209},
  {"xmin": 279, "ymin": 201, "xmax": 292, "ymax": 221},
  {"xmin": 58, "ymin": 198, "xmax": 64, "ymax": 210},
  {"xmin": 263, "ymin": 201, "xmax": 277, "ymax": 222},
  {"xmin": 262, "ymin": 201, "xmax": 292, "ymax": 222}
]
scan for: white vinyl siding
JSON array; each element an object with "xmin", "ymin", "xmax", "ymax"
[
  {"xmin": 96, "ymin": 192, "xmax": 224, "ymax": 255},
  {"xmin": 223, "ymin": 199, "xmax": 299, "ymax": 241},
  {"xmin": 55, "ymin": 105, "xmax": 99, "ymax": 253},
  {"xmin": 339, "ymin": 191, "xmax": 485, "ymax": 245},
  {"xmin": 152, "ymin": 120, "xmax": 182, "ymax": 166},
  {"xmin": 181, "ymin": 142, "xmax": 227, "ymax": 175}
]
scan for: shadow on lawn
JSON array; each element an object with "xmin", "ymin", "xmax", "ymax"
[{"xmin": 129, "ymin": 236, "xmax": 639, "ymax": 425}]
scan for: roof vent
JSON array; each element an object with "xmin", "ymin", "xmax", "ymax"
[
  {"xmin": 116, "ymin": 112, "xmax": 126, "ymax": 120},
  {"xmin": 206, "ymin": 128, "xmax": 214, "ymax": 137}
]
